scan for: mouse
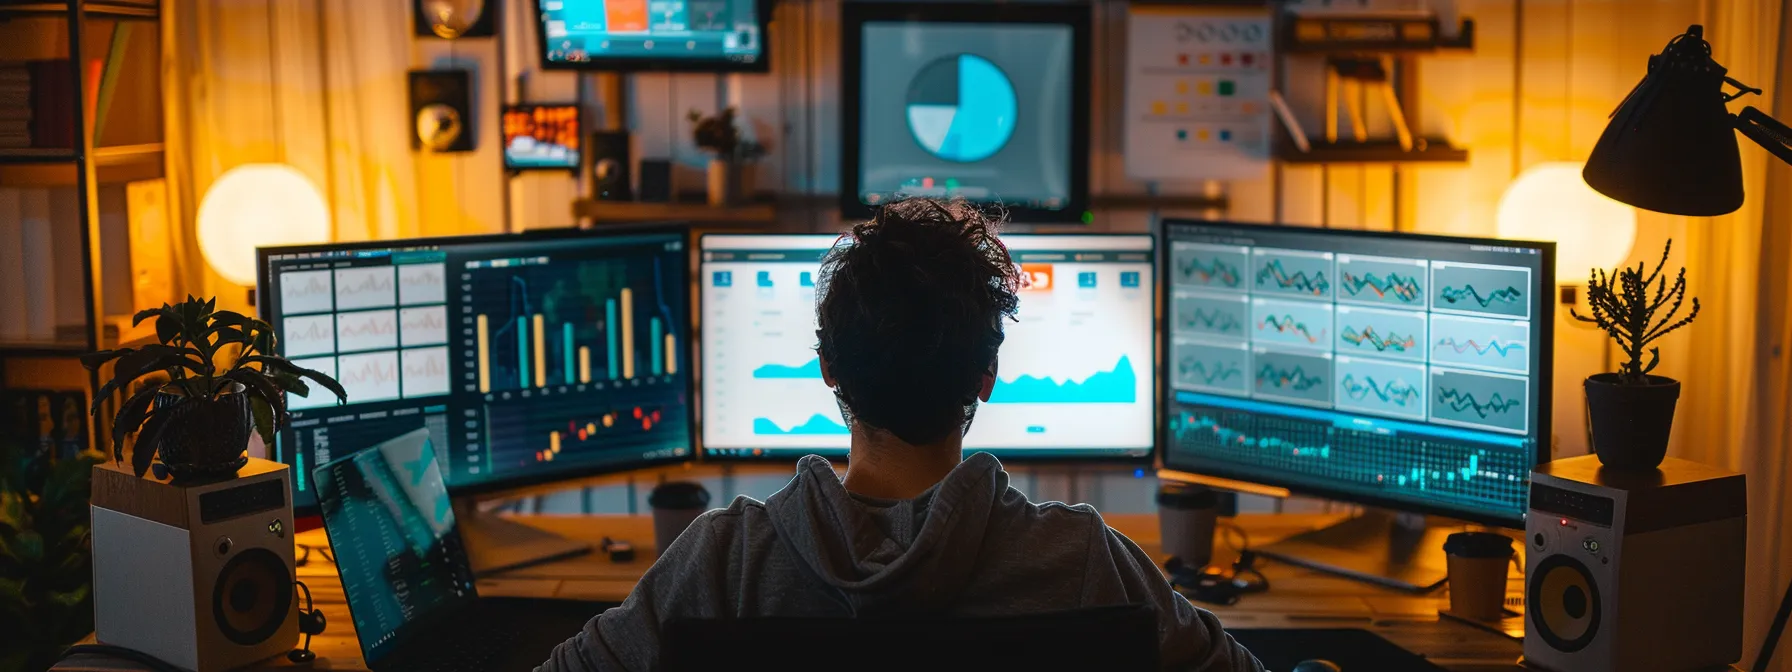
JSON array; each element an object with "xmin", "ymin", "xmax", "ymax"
[{"xmin": 1291, "ymin": 660, "xmax": 1342, "ymax": 672}]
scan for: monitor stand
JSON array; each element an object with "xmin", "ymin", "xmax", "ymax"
[
  {"xmin": 1257, "ymin": 509, "xmax": 1452, "ymax": 592},
  {"xmin": 455, "ymin": 499, "xmax": 591, "ymax": 576}
]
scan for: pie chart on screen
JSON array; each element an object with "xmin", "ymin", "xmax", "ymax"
[{"xmin": 904, "ymin": 54, "xmax": 1017, "ymax": 162}]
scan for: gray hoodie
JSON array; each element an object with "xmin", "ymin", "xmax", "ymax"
[{"xmin": 536, "ymin": 452, "xmax": 1264, "ymax": 671}]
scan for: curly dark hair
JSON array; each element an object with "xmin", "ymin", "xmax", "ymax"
[{"xmin": 816, "ymin": 199, "xmax": 1022, "ymax": 445}]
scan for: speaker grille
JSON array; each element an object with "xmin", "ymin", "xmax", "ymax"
[
  {"xmin": 1529, "ymin": 554, "xmax": 1601, "ymax": 652},
  {"xmin": 212, "ymin": 548, "xmax": 293, "ymax": 646}
]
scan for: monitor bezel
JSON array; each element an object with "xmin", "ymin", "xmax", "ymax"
[
  {"xmin": 256, "ymin": 223, "xmax": 699, "ymax": 515},
  {"xmin": 501, "ymin": 103, "xmax": 584, "ymax": 174},
  {"xmin": 530, "ymin": 0, "xmax": 773, "ymax": 73},
  {"xmin": 838, "ymin": 1, "xmax": 1093, "ymax": 224},
  {"xmin": 695, "ymin": 231, "xmax": 1158, "ymax": 466},
  {"xmin": 1154, "ymin": 219, "xmax": 1555, "ymax": 529}
]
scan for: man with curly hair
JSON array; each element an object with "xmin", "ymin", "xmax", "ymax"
[{"xmin": 539, "ymin": 198, "xmax": 1263, "ymax": 671}]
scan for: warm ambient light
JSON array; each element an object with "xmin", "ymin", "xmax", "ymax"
[
  {"xmin": 1496, "ymin": 162, "xmax": 1636, "ymax": 284},
  {"xmin": 197, "ymin": 164, "xmax": 331, "ymax": 285}
]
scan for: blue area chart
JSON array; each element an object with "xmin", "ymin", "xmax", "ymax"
[
  {"xmin": 988, "ymin": 356, "xmax": 1138, "ymax": 404},
  {"xmin": 905, "ymin": 54, "xmax": 1017, "ymax": 162},
  {"xmin": 753, "ymin": 358, "xmax": 822, "ymax": 379},
  {"xmin": 754, "ymin": 414, "xmax": 850, "ymax": 436}
]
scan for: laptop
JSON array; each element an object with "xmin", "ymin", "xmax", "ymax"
[{"xmin": 313, "ymin": 429, "xmax": 614, "ymax": 671}]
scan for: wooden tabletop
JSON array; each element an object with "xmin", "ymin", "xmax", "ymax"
[{"xmin": 58, "ymin": 513, "xmax": 1531, "ymax": 671}]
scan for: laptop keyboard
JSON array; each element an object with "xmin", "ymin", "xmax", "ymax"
[{"xmin": 401, "ymin": 615, "xmax": 529, "ymax": 671}]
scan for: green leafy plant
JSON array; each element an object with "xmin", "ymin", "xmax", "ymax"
[
  {"xmin": 1571, "ymin": 240, "xmax": 1701, "ymax": 384},
  {"xmin": 0, "ymin": 447, "xmax": 101, "ymax": 672},
  {"xmin": 688, "ymin": 107, "xmax": 767, "ymax": 162},
  {"xmin": 80, "ymin": 296, "xmax": 346, "ymax": 476}
]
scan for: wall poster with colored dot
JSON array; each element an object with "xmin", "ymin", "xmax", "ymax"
[{"xmin": 1123, "ymin": 5, "xmax": 1273, "ymax": 181}]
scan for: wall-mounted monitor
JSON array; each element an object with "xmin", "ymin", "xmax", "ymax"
[
  {"xmin": 533, "ymin": 0, "xmax": 770, "ymax": 72},
  {"xmin": 841, "ymin": 2, "xmax": 1092, "ymax": 223},
  {"xmin": 503, "ymin": 104, "xmax": 583, "ymax": 172}
]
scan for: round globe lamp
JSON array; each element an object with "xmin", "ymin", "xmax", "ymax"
[
  {"xmin": 197, "ymin": 164, "xmax": 331, "ymax": 286},
  {"xmin": 1496, "ymin": 162, "xmax": 1637, "ymax": 285}
]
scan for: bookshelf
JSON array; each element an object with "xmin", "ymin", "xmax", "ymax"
[{"xmin": 0, "ymin": 1, "xmax": 163, "ymax": 453}]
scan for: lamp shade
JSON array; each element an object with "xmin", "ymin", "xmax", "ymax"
[
  {"xmin": 1497, "ymin": 162, "xmax": 1636, "ymax": 284},
  {"xmin": 1582, "ymin": 25, "xmax": 1744, "ymax": 216},
  {"xmin": 197, "ymin": 164, "xmax": 331, "ymax": 286}
]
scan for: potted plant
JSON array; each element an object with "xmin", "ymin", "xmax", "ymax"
[
  {"xmin": 688, "ymin": 107, "xmax": 767, "ymax": 206},
  {"xmin": 81, "ymin": 296, "xmax": 346, "ymax": 481},
  {"xmin": 1571, "ymin": 240, "xmax": 1701, "ymax": 469},
  {"xmin": 0, "ymin": 444, "xmax": 101, "ymax": 671}
]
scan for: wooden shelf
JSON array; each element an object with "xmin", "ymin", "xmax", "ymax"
[
  {"xmin": 0, "ymin": 1, "xmax": 159, "ymax": 20},
  {"xmin": 0, "ymin": 142, "xmax": 162, "ymax": 186},
  {"xmin": 1276, "ymin": 138, "xmax": 1468, "ymax": 164},
  {"xmin": 573, "ymin": 199, "xmax": 781, "ymax": 225},
  {"xmin": 574, "ymin": 193, "xmax": 1232, "ymax": 226},
  {"xmin": 1281, "ymin": 16, "xmax": 1475, "ymax": 54},
  {"xmin": 0, "ymin": 340, "xmax": 87, "ymax": 357}
]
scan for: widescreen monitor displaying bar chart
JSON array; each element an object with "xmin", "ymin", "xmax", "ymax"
[
  {"xmin": 699, "ymin": 233, "xmax": 1155, "ymax": 461},
  {"xmin": 260, "ymin": 228, "xmax": 693, "ymax": 513},
  {"xmin": 1160, "ymin": 220, "xmax": 1552, "ymax": 525}
]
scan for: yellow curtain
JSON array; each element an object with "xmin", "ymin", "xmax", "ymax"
[
  {"xmin": 1646, "ymin": 2, "xmax": 1790, "ymax": 668},
  {"xmin": 160, "ymin": 0, "xmax": 419, "ymax": 312}
]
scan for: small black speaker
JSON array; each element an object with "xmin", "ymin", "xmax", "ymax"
[
  {"xmin": 589, "ymin": 131, "xmax": 633, "ymax": 201},
  {"xmin": 409, "ymin": 70, "xmax": 475, "ymax": 153},
  {"xmin": 638, "ymin": 159, "xmax": 672, "ymax": 203}
]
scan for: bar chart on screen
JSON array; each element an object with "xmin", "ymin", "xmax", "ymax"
[{"xmin": 465, "ymin": 254, "xmax": 680, "ymax": 395}]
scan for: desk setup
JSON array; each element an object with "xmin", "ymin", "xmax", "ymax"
[
  {"xmin": 56, "ymin": 7, "xmax": 1766, "ymax": 669},
  {"xmin": 60, "ymin": 214, "xmax": 1736, "ymax": 672}
]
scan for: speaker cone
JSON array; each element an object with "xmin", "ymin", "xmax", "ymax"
[
  {"xmin": 213, "ymin": 548, "xmax": 293, "ymax": 645},
  {"xmin": 1530, "ymin": 554, "xmax": 1601, "ymax": 652}
]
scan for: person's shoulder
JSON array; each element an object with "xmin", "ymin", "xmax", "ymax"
[
  {"xmin": 1002, "ymin": 488, "xmax": 1111, "ymax": 537},
  {"xmin": 679, "ymin": 495, "xmax": 775, "ymax": 545}
]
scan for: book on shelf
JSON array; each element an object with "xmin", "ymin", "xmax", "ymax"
[
  {"xmin": 27, "ymin": 60, "xmax": 73, "ymax": 149},
  {"xmin": 0, "ymin": 189, "xmax": 25, "ymax": 342},
  {"xmin": 18, "ymin": 188, "xmax": 53, "ymax": 341}
]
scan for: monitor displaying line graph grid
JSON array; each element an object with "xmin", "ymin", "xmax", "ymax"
[{"xmin": 1161, "ymin": 220, "xmax": 1553, "ymax": 525}]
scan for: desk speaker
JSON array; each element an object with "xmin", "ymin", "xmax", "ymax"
[
  {"xmin": 1523, "ymin": 454, "xmax": 1744, "ymax": 672},
  {"xmin": 91, "ymin": 458, "xmax": 297, "ymax": 671}
]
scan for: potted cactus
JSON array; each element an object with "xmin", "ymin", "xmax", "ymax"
[
  {"xmin": 81, "ymin": 296, "xmax": 346, "ymax": 482},
  {"xmin": 1571, "ymin": 241, "xmax": 1701, "ymax": 469}
]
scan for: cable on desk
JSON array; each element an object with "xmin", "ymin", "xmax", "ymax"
[{"xmin": 60, "ymin": 644, "xmax": 184, "ymax": 672}]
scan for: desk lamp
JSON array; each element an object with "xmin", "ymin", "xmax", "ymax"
[
  {"xmin": 1582, "ymin": 25, "xmax": 1792, "ymax": 217},
  {"xmin": 1581, "ymin": 25, "xmax": 1792, "ymax": 672}
]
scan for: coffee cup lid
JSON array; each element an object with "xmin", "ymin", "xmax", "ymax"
[
  {"xmin": 1156, "ymin": 482, "xmax": 1218, "ymax": 509},
  {"xmin": 1444, "ymin": 531, "xmax": 1514, "ymax": 558},
  {"xmin": 649, "ymin": 481, "xmax": 712, "ymax": 509}
]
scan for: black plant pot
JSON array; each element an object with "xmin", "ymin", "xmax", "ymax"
[
  {"xmin": 152, "ymin": 390, "xmax": 252, "ymax": 482},
  {"xmin": 1584, "ymin": 373, "xmax": 1680, "ymax": 470}
]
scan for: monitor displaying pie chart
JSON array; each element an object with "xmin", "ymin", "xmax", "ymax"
[{"xmin": 904, "ymin": 54, "xmax": 1017, "ymax": 162}]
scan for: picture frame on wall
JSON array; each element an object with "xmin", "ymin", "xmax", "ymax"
[{"xmin": 415, "ymin": 0, "xmax": 499, "ymax": 39}]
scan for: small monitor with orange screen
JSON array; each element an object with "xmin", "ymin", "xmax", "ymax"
[{"xmin": 503, "ymin": 104, "xmax": 582, "ymax": 171}]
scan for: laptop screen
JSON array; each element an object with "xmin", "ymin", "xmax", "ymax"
[{"xmin": 313, "ymin": 428, "xmax": 475, "ymax": 664}]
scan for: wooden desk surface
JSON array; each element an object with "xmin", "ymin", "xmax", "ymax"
[{"xmin": 58, "ymin": 513, "xmax": 1528, "ymax": 671}]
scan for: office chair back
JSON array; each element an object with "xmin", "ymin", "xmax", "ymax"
[{"xmin": 662, "ymin": 605, "xmax": 1159, "ymax": 671}]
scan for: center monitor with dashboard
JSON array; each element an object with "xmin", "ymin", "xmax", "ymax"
[
  {"xmin": 1159, "ymin": 220, "xmax": 1552, "ymax": 589},
  {"xmin": 840, "ymin": 2, "xmax": 1091, "ymax": 222},
  {"xmin": 699, "ymin": 233, "xmax": 1155, "ymax": 462},
  {"xmin": 257, "ymin": 227, "xmax": 694, "ymax": 516}
]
